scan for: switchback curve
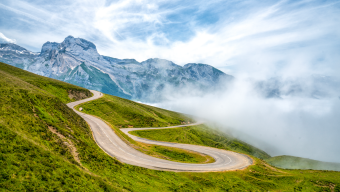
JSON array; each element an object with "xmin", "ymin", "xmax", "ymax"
[{"xmin": 67, "ymin": 90, "xmax": 252, "ymax": 172}]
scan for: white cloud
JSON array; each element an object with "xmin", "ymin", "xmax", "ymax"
[
  {"xmin": 155, "ymin": 77, "xmax": 340, "ymax": 163},
  {"xmin": 88, "ymin": 0, "xmax": 340, "ymax": 78},
  {"xmin": 2, "ymin": 0, "xmax": 337, "ymax": 76},
  {"xmin": 0, "ymin": 32, "xmax": 16, "ymax": 43}
]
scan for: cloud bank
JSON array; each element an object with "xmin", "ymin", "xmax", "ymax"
[
  {"xmin": 155, "ymin": 77, "xmax": 340, "ymax": 163},
  {"xmin": 0, "ymin": 32, "xmax": 16, "ymax": 43}
]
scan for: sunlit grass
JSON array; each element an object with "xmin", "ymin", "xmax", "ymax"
[
  {"xmin": 130, "ymin": 125, "xmax": 271, "ymax": 160},
  {"xmin": 77, "ymin": 94, "xmax": 193, "ymax": 128}
]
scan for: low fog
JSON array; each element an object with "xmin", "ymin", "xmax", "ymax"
[{"xmin": 153, "ymin": 75, "xmax": 340, "ymax": 163}]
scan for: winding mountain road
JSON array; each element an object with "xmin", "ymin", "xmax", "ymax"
[{"xmin": 67, "ymin": 90, "xmax": 252, "ymax": 172}]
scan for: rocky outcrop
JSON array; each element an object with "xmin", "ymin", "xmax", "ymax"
[{"xmin": 68, "ymin": 89, "xmax": 92, "ymax": 101}]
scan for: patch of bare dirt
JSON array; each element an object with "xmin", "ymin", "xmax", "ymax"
[
  {"xmin": 48, "ymin": 126, "xmax": 88, "ymax": 171},
  {"xmin": 65, "ymin": 125, "xmax": 74, "ymax": 133},
  {"xmin": 151, "ymin": 112, "xmax": 159, "ymax": 118},
  {"xmin": 68, "ymin": 90, "xmax": 90, "ymax": 100}
]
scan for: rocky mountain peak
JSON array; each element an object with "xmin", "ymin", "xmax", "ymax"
[
  {"xmin": 142, "ymin": 58, "xmax": 179, "ymax": 70},
  {"xmin": 61, "ymin": 36, "xmax": 97, "ymax": 51},
  {"xmin": 184, "ymin": 63, "xmax": 210, "ymax": 68},
  {"xmin": 41, "ymin": 41, "xmax": 59, "ymax": 54},
  {"xmin": 0, "ymin": 43, "xmax": 27, "ymax": 52},
  {"xmin": 0, "ymin": 43, "xmax": 36, "ymax": 56}
]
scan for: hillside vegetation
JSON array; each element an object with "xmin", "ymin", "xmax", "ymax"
[
  {"xmin": 266, "ymin": 155, "xmax": 340, "ymax": 171},
  {"xmin": 2, "ymin": 62, "xmax": 340, "ymax": 191},
  {"xmin": 0, "ymin": 62, "xmax": 91, "ymax": 103},
  {"xmin": 77, "ymin": 94, "xmax": 193, "ymax": 128},
  {"xmin": 0, "ymin": 62, "xmax": 116, "ymax": 190},
  {"xmin": 76, "ymin": 94, "xmax": 213, "ymax": 163},
  {"xmin": 130, "ymin": 124, "xmax": 271, "ymax": 160},
  {"xmin": 130, "ymin": 124, "xmax": 340, "ymax": 172}
]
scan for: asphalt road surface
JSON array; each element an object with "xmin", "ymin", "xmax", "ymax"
[{"xmin": 67, "ymin": 90, "xmax": 252, "ymax": 172}]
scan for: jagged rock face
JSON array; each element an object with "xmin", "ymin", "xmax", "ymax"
[
  {"xmin": 41, "ymin": 42, "xmax": 59, "ymax": 53},
  {"xmin": 0, "ymin": 36, "xmax": 233, "ymax": 102}
]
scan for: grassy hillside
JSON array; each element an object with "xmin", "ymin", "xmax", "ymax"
[
  {"xmin": 76, "ymin": 94, "xmax": 213, "ymax": 164},
  {"xmin": 133, "ymin": 142, "xmax": 215, "ymax": 164},
  {"xmin": 130, "ymin": 124, "xmax": 271, "ymax": 160},
  {"xmin": 0, "ymin": 62, "xmax": 92, "ymax": 103},
  {"xmin": 0, "ymin": 62, "xmax": 116, "ymax": 190},
  {"xmin": 2, "ymin": 62, "xmax": 340, "ymax": 191},
  {"xmin": 266, "ymin": 155, "xmax": 340, "ymax": 171},
  {"xmin": 76, "ymin": 94, "xmax": 193, "ymax": 128}
]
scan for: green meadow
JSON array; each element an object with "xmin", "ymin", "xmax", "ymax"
[
  {"xmin": 129, "ymin": 124, "xmax": 271, "ymax": 160},
  {"xmin": 1, "ymin": 62, "xmax": 340, "ymax": 192}
]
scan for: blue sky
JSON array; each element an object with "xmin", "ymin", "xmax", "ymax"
[{"xmin": 0, "ymin": 0, "xmax": 340, "ymax": 76}]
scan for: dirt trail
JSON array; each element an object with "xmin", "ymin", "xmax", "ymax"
[{"xmin": 48, "ymin": 126, "xmax": 88, "ymax": 171}]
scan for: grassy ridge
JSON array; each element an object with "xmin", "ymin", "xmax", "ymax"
[
  {"xmin": 77, "ymin": 94, "xmax": 193, "ymax": 128},
  {"xmin": 130, "ymin": 125, "xmax": 271, "ymax": 160},
  {"xmin": 151, "ymin": 145, "xmax": 214, "ymax": 164},
  {"xmin": 266, "ymin": 155, "xmax": 340, "ymax": 171},
  {"xmin": 0, "ymin": 62, "xmax": 91, "ymax": 103},
  {"xmin": 2, "ymin": 62, "xmax": 340, "ymax": 191}
]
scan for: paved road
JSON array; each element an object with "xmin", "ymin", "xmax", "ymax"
[{"xmin": 67, "ymin": 90, "xmax": 252, "ymax": 172}]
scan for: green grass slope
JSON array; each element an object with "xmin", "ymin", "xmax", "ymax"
[
  {"xmin": 76, "ymin": 94, "xmax": 213, "ymax": 164},
  {"xmin": 266, "ymin": 155, "xmax": 340, "ymax": 171},
  {"xmin": 130, "ymin": 124, "xmax": 271, "ymax": 160},
  {"xmin": 77, "ymin": 94, "xmax": 193, "ymax": 128},
  {"xmin": 2, "ymin": 62, "xmax": 340, "ymax": 191},
  {"xmin": 0, "ymin": 62, "xmax": 92, "ymax": 103},
  {"xmin": 133, "ymin": 143, "xmax": 215, "ymax": 164},
  {"xmin": 0, "ymin": 63, "xmax": 116, "ymax": 190}
]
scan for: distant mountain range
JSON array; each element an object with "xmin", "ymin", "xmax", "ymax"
[
  {"xmin": 1, "ymin": 35, "xmax": 338, "ymax": 102},
  {"xmin": 0, "ymin": 36, "xmax": 233, "ymax": 101},
  {"xmin": 256, "ymin": 75, "xmax": 340, "ymax": 99}
]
